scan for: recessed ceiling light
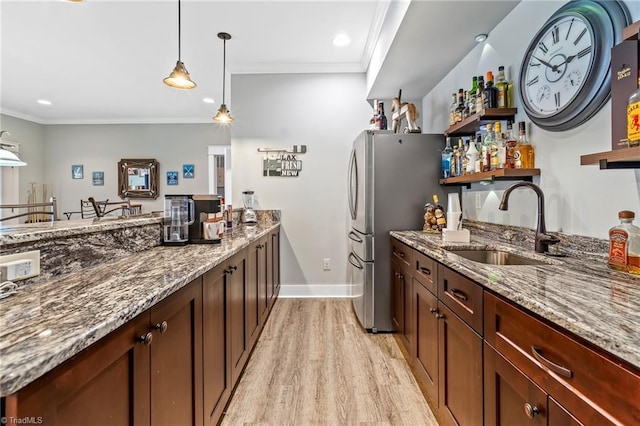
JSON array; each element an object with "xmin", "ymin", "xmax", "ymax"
[
  {"xmin": 475, "ymin": 33, "xmax": 488, "ymax": 43},
  {"xmin": 333, "ymin": 34, "xmax": 351, "ymax": 47},
  {"xmin": 203, "ymin": 98, "xmax": 216, "ymax": 104},
  {"xmin": 37, "ymin": 99, "xmax": 52, "ymax": 105}
]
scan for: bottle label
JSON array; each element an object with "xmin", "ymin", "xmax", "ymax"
[
  {"xmin": 627, "ymin": 101, "xmax": 640, "ymax": 144},
  {"xmin": 608, "ymin": 229, "xmax": 629, "ymax": 268}
]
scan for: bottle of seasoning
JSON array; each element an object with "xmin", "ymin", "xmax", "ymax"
[{"xmin": 608, "ymin": 210, "xmax": 640, "ymax": 273}]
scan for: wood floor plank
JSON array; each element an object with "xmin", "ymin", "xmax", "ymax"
[{"xmin": 221, "ymin": 299, "xmax": 439, "ymax": 425}]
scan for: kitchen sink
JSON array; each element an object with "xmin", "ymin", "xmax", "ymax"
[{"xmin": 446, "ymin": 249, "xmax": 550, "ymax": 266}]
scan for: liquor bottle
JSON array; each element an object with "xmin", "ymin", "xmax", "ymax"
[
  {"xmin": 505, "ymin": 120, "xmax": 517, "ymax": 169},
  {"xmin": 475, "ymin": 76, "xmax": 485, "ymax": 113},
  {"xmin": 483, "ymin": 71, "xmax": 498, "ymax": 109},
  {"xmin": 377, "ymin": 102, "xmax": 388, "ymax": 130},
  {"xmin": 515, "ymin": 121, "xmax": 535, "ymax": 168},
  {"xmin": 462, "ymin": 91, "xmax": 470, "ymax": 119},
  {"xmin": 455, "ymin": 138, "xmax": 464, "ymax": 177},
  {"xmin": 449, "ymin": 93, "xmax": 457, "ymax": 126},
  {"xmin": 469, "ymin": 76, "xmax": 478, "ymax": 115},
  {"xmin": 475, "ymin": 134, "xmax": 483, "ymax": 173},
  {"xmin": 495, "ymin": 66, "xmax": 509, "ymax": 108},
  {"xmin": 482, "ymin": 123, "xmax": 494, "ymax": 172},
  {"xmin": 465, "ymin": 136, "xmax": 478, "ymax": 175},
  {"xmin": 370, "ymin": 100, "xmax": 379, "ymax": 129},
  {"xmin": 455, "ymin": 89, "xmax": 465, "ymax": 123},
  {"xmin": 608, "ymin": 210, "xmax": 640, "ymax": 274},
  {"xmin": 627, "ymin": 70, "xmax": 640, "ymax": 147},
  {"xmin": 442, "ymin": 137, "xmax": 453, "ymax": 179},
  {"xmin": 494, "ymin": 121, "xmax": 507, "ymax": 169}
]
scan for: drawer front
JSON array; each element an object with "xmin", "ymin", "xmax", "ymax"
[
  {"xmin": 390, "ymin": 237, "xmax": 412, "ymax": 269},
  {"xmin": 413, "ymin": 250, "xmax": 437, "ymax": 295},
  {"xmin": 485, "ymin": 292, "xmax": 640, "ymax": 426},
  {"xmin": 437, "ymin": 264, "xmax": 483, "ymax": 334}
]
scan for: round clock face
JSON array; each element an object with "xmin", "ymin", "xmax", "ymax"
[
  {"xmin": 518, "ymin": 0, "xmax": 630, "ymax": 132},
  {"xmin": 522, "ymin": 15, "xmax": 593, "ymax": 116}
]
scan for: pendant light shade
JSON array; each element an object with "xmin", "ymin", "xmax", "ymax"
[
  {"xmin": 0, "ymin": 133, "xmax": 26, "ymax": 167},
  {"xmin": 164, "ymin": 0, "xmax": 196, "ymax": 89},
  {"xmin": 213, "ymin": 32, "xmax": 233, "ymax": 123}
]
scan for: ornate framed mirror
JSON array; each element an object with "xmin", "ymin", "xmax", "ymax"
[{"xmin": 117, "ymin": 158, "xmax": 159, "ymax": 199}]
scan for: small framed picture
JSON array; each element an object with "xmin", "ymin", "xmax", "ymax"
[
  {"xmin": 72, "ymin": 164, "xmax": 84, "ymax": 179},
  {"xmin": 92, "ymin": 171, "xmax": 104, "ymax": 186},
  {"xmin": 183, "ymin": 164, "xmax": 194, "ymax": 179},
  {"xmin": 167, "ymin": 171, "xmax": 179, "ymax": 185}
]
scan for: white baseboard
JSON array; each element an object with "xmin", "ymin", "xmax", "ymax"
[{"xmin": 279, "ymin": 284, "xmax": 351, "ymax": 298}]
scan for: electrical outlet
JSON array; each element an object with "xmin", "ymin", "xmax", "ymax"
[
  {"xmin": 323, "ymin": 258, "xmax": 331, "ymax": 271},
  {"xmin": 0, "ymin": 250, "xmax": 40, "ymax": 281},
  {"xmin": 475, "ymin": 192, "xmax": 482, "ymax": 209}
]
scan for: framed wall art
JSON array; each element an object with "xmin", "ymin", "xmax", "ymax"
[{"xmin": 72, "ymin": 164, "xmax": 84, "ymax": 179}]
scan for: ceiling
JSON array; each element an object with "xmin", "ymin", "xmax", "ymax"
[{"xmin": 0, "ymin": 0, "xmax": 519, "ymax": 124}]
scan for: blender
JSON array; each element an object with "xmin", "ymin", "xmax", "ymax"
[
  {"xmin": 241, "ymin": 190, "xmax": 258, "ymax": 224},
  {"xmin": 163, "ymin": 195, "xmax": 195, "ymax": 245}
]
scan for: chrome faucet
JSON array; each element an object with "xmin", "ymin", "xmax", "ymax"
[{"xmin": 498, "ymin": 182, "xmax": 560, "ymax": 254}]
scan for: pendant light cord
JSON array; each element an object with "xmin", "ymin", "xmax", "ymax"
[
  {"xmin": 222, "ymin": 39, "xmax": 226, "ymax": 103},
  {"xmin": 177, "ymin": 0, "xmax": 181, "ymax": 60}
]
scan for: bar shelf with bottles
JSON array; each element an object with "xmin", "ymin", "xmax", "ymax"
[
  {"xmin": 444, "ymin": 107, "xmax": 518, "ymax": 137},
  {"xmin": 439, "ymin": 167, "xmax": 540, "ymax": 185}
]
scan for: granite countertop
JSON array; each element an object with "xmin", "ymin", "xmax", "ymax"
[
  {"xmin": 0, "ymin": 222, "xmax": 279, "ymax": 397},
  {"xmin": 390, "ymin": 229, "xmax": 640, "ymax": 371}
]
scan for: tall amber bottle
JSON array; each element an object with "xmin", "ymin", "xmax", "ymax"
[
  {"xmin": 514, "ymin": 121, "xmax": 534, "ymax": 169},
  {"xmin": 608, "ymin": 210, "xmax": 640, "ymax": 273}
]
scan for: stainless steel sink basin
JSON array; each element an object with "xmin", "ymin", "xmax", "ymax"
[{"xmin": 446, "ymin": 249, "xmax": 549, "ymax": 266}]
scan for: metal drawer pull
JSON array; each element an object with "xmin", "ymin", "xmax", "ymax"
[
  {"xmin": 429, "ymin": 308, "xmax": 437, "ymax": 314},
  {"xmin": 450, "ymin": 288, "xmax": 468, "ymax": 302},
  {"xmin": 531, "ymin": 346, "xmax": 573, "ymax": 378},
  {"xmin": 137, "ymin": 332, "xmax": 153, "ymax": 346},
  {"xmin": 398, "ymin": 274, "xmax": 404, "ymax": 281},
  {"xmin": 396, "ymin": 252, "xmax": 406, "ymax": 258},
  {"xmin": 153, "ymin": 320, "xmax": 168, "ymax": 334},
  {"xmin": 524, "ymin": 403, "xmax": 540, "ymax": 419},
  {"xmin": 435, "ymin": 313, "xmax": 444, "ymax": 319},
  {"xmin": 419, "ymin": 266, "xmax": 431, "ymax": 275}
]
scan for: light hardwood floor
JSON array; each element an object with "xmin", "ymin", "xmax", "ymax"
[{"xmin": 221, "ymin": 298, "xmax": 439, "ymax": 425}]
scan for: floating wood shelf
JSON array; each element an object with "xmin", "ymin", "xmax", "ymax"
[
  {"xmin": 444, "ymin": 108, "xmax": 518, "ymax": 136},
  {"xmin": 439, "ymin": 168, "xmax": 540, "ymax": 186},
  {"xmin": 579, "ymin": 146, "xmax": 640, "ymax": 169}
]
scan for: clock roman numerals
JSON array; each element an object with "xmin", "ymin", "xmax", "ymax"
[
  {"xmin": 552, "ymin": 26, "xmax": 560, "ymax": 44},
  {"xmin": 527, "ymin": 76, "xmax": 539, "ymax": 86},
  {"xmin": 578, "ymin": 45, "xmax": 592, "ymax": 58},
  {"xmin": 565, "ymin": 18, "xmax": 574, "ymax": 40},
  {"xmin": 574, "ymin": 28, "xmax": 587, "ymax": 46},
  {"xmin": 538, "ymin": 42, "xmax": 549, "ymax": 54},
  {"xmin": 555, "ymin": 92, "xmax": 561, "ymax": 108}
]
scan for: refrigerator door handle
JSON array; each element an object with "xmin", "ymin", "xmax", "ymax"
[
  {"xmin": 348, "ymin": 252, "xmax": 364, "ymax": 270},
  {"xmin": 348, "ymin": 149, "xmax": 358, "ymax": 221},
  {"xmin": 348, "ymin": 230, "xmax": 363, "ymax": 243}
]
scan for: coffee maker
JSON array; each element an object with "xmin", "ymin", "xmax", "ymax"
[{"xmin": 164, "ymin": 194, "xmax": 221, "ymax": 245}]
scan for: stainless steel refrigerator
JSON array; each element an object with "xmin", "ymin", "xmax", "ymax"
[{"xmin": 347, "ymin": 130, "xmax": 445, "ymax": 332}]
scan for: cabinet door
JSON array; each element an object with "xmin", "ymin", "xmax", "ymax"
[
  {"xmin": 438, "ymin": 302, "xmax": 483, "ymax": 426},
  {"xmin": 4, "ymin": 313, "xmax": 151, "ymax": 426},
  {"xmin": 257, "ymin": 238, "xmax": 269, "ymax": 324},
  {"xmin": 149, "ymin": 278, "xmax": 203, "ymax": 426},
  {"xmin": 484, "ymin": 342, "xmax": 547, "ymax": 426},
  {"xmin": 228, "ymin": 253, "xmax": 248, "ymax": 385},
  {"xmin": 203, "ymin": 266, "xmax": 231, "ymax": 426},
  {"xmin": 548, "ymin": 397, "xmax": 583, "ymax": 426},
  {"xmin": 391, "ymin": 260, "xmax": 405, "ymax": 336},
  {"xmin": 414, "ymin": 278, "xmax": 438, "ymax": 405},
  {"xmin": 271, "ymin": 228, "xmax": 280, "ymax": 295},
  {"xmin": 266, "ymin": 236, "xmax": 275, "ymax": 309},
  {"xmin": 246, "ymin": 241, "xmax": 261, "ymax": 348}
]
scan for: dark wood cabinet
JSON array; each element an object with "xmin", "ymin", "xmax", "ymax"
[
  {"xmin": 5, "ymin": 278, "xmax": 204, "ymax": 426},
  {"xmin": 149, "ymin": 279, "xmax": 203, "ymax": 426},
  {"xmin": 246, "ymin": 238, "xmax": 265, "ymax": 350},
  {"xmin": 271, "ymin": 228, "xmax": 281, "ymax": 297},
  {"xmin": 437, "ymin": 302, "xmax": 483, "ymax": 426},
  {"xmin": 413, "ymin": 277, "xmax": 439, "ymax": 406},
  {"xmin": 391, "ymin": 258, "xmax": 412, "ymax": 351},
  {"xmin": 226, "ymin": 252, "xmax": 248, "ymax": 385},
  {"xmin": 203, "ymin": 266, "xmax": 231, "ymax": 426}
]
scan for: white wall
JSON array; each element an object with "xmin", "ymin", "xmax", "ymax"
[
  {"xmin": 231, "ymin": 73, "xmax": 372, "ymax": 296},
  {"xmin": 423, "ymin": 0, "xmax": 640, "ymax": 239}
]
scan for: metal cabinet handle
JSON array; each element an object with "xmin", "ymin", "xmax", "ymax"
[
  {"xmin": 429, "ymin": 308, "xmax": 437, "ymax": 314},
  {"xmin": 419, "ymin": 266, "xmax": 431, "ymax": 275},
  {"xmin": 398, "ymin": 273, "xmax": 404, "ymax": 281},
  {"xmin": 524, "ymin": 403, "xmax": 540, "ymax": 419},
  {"xmin": 231, "ymin": 265, "xmax": 238, "ymax": 271},
  {"xmin": 396, "ymin": 252, "xmax": 406, "ymax": 258},
  {"xmin": 450, "ymin": 288, "xmax": 468, "ymax": 302},
  {"xmin": 435, "ymin": 313, "xmax": 444, "ymax": 319},
  {"xmin": 137, "ymin": 332, "xmax": 153, "ymax": 346},
  {"xmin": 531, "ymin": 346, "xmax": 573, "ymax": 378},
  {"xmin": 153, "ymin": 320, "xmax": 168, "ymax": 334}
]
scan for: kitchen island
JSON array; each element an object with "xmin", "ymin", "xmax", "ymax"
[
  {"xmin": 0, "ymin": 218, "xmax": 281, "ymax": 425},
  {"xmin": 391, "ymin": 222, "xmax": 640, "ymax": 426}
]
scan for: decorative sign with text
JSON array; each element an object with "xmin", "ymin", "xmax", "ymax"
[{"xmin": 263, "ymin": 153, "xmax": 303, "ymax": 177}]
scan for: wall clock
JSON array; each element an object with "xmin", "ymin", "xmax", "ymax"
[{"xmin": 518, "ymin": 0, "xmax": 630, "ymax": 132}]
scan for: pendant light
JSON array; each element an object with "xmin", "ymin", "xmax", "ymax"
[
  {"xmin": 213, "ymin": 32, "xmax": 233, "ymax": 123},
  {"xmin": 0, "ymin": 132, "xmax": 26, "ymax": 167},
  {"xmin": 163, "ymin": 0, "xmax": 196, "ymax": 89}
]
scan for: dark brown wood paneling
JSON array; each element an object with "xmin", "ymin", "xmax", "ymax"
[{"xmin": 414, "ymin": 279, "xmax": 439, "ymax": 405}]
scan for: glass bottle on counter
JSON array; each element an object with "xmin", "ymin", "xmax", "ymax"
[
  {"xmin": 608, "ymin": 210, "xmax": 640, "ymax": 274},
  {"xmin": 627, "ymin": 70, "xmax": 640, "ymax": 147},
  {"xmin": 442, "ymin": 137, "xmax": 453, "ymax": 178},
  {"xmin": 515, "ymin": 121, "xmax": 534, "ymax": 168}
]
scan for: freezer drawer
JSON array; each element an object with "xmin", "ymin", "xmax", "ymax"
[
  {"xmin": 349, "ymin": 229, "xmax": 373, "ymax": 262},
  {"xmin": 348, "ymin": 250, "xmax": 374, "ymax": 330}
]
